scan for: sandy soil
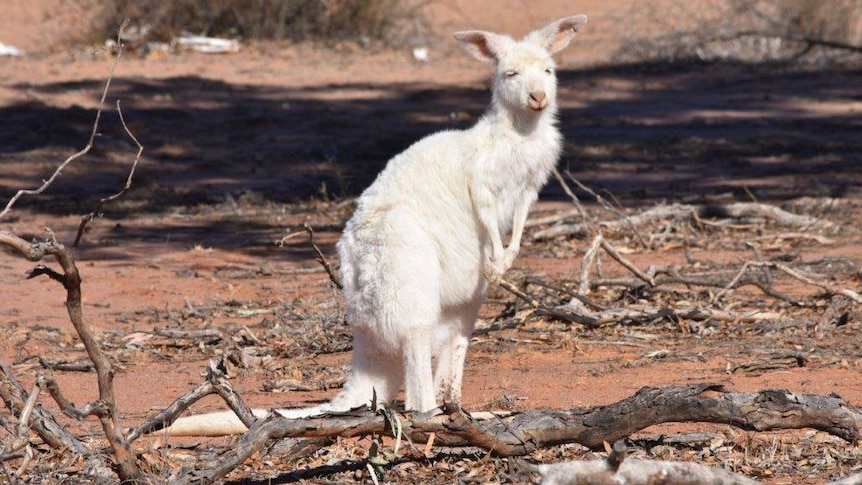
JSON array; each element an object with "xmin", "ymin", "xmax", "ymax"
[{"xmin": 1, "ymin": 1, "xmax": 861, "ymax": 483}]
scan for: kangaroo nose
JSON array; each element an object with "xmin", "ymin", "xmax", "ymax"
[{"xmin": 529, "ymin": 90, "xmax": 547, "ymax": 109}]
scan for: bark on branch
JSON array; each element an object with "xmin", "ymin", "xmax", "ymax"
[
  {"xmin": 174, "ymin": 383, "xmax": 862, "ymax": 484},
  {"xmin": 532, "ymin": 202, "xmax": 822, "ymax": 240},
  {"xmin": 0, "ymin": 231, "xmax": 142, "ymax": 482}
]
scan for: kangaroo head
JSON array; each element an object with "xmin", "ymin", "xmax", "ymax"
[{"xmin": 454, "ymin": 15, "xmax": 587, "ymax": 117}]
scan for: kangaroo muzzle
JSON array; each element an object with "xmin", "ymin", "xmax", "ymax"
[{"xmin": 528, "ymin": 90, "xmax": 548, "ymax": 110}]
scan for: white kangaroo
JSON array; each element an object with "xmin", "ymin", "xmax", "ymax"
[{"xmin": 162, "ymin": 14, "xmax": 587, "ymax": 436}]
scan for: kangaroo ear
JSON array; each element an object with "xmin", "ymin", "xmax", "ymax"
[
  {"xmin": 453, "ymin": 30, "xmax": 508, "ymax": 64},
  {"xmin": 527, "ymin": 15, "xmax": 588, "ymax": 54}
]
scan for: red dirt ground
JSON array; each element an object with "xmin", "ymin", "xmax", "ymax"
[{"xmin": 1, "ymin": 1, "xmax": 861, "ymax": 483}]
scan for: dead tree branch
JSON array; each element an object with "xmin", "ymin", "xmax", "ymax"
[
  {"xmin": 37, "ymin": 375, "xmax": 108, "ymax": 419},
  {"xmin": 0, "ymin": 22, "xmax": 154, "ymax": 482},
  {"xmin": 207, "ymin": 360, "xmax": 258, "ymax": 429},
  {"xmin": 129, "ymin": 358, "xmax": 259, "ymax": 441},
  {"xmin": 715, "ymin": 260, "xmax": 862, "ymax": 304},
  {"xmin": 599, "ymin": 237, "xmax": 655, "ymax": 286},
  {"xmin": 127, "ymin": 381, "xmax": 214, "ymax": 442},
  {"xmin": 74, "ymin": 99, "xmax": 144, "ymax": 248},
  {"xmin": 173, "ymin": 383, "xmax": 862, "ymax": 484},
  {"xmin": 551, "ymin": 303, "xmax": 780, "ymax": 327},
  {"xmin": 0, "ymin": 20, "xmax": 128, "ymax": 223},
  {"xmin": 0, "ymin": 360, "xmax": 85, "ymax": 454},
  {"xmin": 532, "ymin": 202, "xmax": 823, "ymax": 241},
  {"xmin": 0, "ymin": 231, "xmax": 142, "ymax": 482},
  {"xmin": 550, "ymin": 167, "xmax": 587, "ymax": 219},
  {"xmin": 497, "ymin": 278, "xmax": 601, "ymax": 328},
  {"xmin": 564, "ymin": 171, "xmax": 649, "ymax": 248}
]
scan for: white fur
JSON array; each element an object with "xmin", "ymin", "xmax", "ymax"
[{"xmin": 160, "ymin": 15, "xmax": 587, "ymax": 436}]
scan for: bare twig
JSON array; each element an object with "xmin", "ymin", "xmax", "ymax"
[
  {"xmin": 599, "ymin": 238, "xmax": 655, "ymax": 287},
  {"xmin": 73, "ymin": 100, "xmax": 144, "ymax": 248},
  {"xmin": 497, "ymin": 278, "xmax": 601, "ymax": 328},
  {"xmin": 564, "ymin": 171, "xmax": 649, "ymax": 248},
  {"xmin": 303, "ymin": 222, "xmax": 343, "ymax": 289},
  {"xmin": 37, "ymin": 375, "xmax": 108, "ymax": 419},
  {"xmin": 578, "ymin": 233, "xmax": 603, "ymax": 295},
  {"xmin": 524, "ymin": 208, "xmax": 584, "ymax": 232},
  {"xmin": 127, "ymin": 381, "xmax": 215, "ymax": 442},
  {"xmin": 576, "ymin": 304, "xmax": 779, "ymax": 326},
  {"xmin": 207, "ymin": 360, "xmax": 258, "ymax": 429},
  {"xmin": 0, "ymin": 359, "xmax": 86, "ymax": 453},
  {"xmin": 765, "ymin": 261, "xmax": 861, "ymax": 303},
  {"xmin": 550, "ymin": 167, "xmax": 587, "ymax": 219},
  {"xmin": 35, "ymin": 357, "xmax": 94, "ymax": 373},
  {"xmin": 10, "ymin": 384, "xmax": 39, "ymax": 477},
  {"xmin": 714, "ymin": 260, "xmax": 862, "ymax": 304},
  {"xmin": 498, "ymin": 279, "xmax": 541, "ymax": 308},
  {"xmin": 749, "ymin": 232, "xmax": 835, "ymax": 245},
  {"xmin": 15, "ymin": 384, "xmax": 39, "ymax": 443},
  {"xmin": 0, "ymin": 20, "xmax": 129, "ymax": 222},
  {"xmin": 577, "ymin": 234, "xmax": 654, "ymax": 296}
]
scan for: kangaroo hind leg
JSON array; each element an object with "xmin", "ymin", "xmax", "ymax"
[{"xmin": 433, "ymin": 301, "xmax": 480, "ymax": 407}]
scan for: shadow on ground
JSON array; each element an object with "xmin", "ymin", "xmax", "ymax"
[{"xmin": 1, "ymin": 60, "xmax": 859, "ymax": 252}]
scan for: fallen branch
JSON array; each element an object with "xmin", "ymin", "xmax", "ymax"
[
  {"xmin": 0, "ymin": 231, "xmax": 142, "ymax": 482},
  {"xmin": 127, "ymin": 381, "xmax": 215, "ymax": 442},
  {"xmin": 38, "ymin": 375, "xmax": 109, "ymax": 419},
  {"xmin": 750, "ymin": 232, "xmax": 835, "ymax": 245},
  {"xmin": 0, "ymin": 359, "xmax": 86, "ymax": 454},
  {"xmin": 599, "ymin": 237, "xmax": 655, "ymax": 287},
  {"xmin": 524, "ymin": 207, "xmax": 582, "ymax": 229},
  {"xmin": 497, "ymin": 279, "xmax": 600, "ymax": 328},
  {"xmin": 548, "ymin": 303, "xmax": 781, "ymax": 327},
  {"xmin": 128, "ymin": 357, "xmax": 259, "ymax": 441},
  {"xmin": 715, "ymin": 260, "xmax": 862, "ymax": 304},
  {"xmin": 532, "ymin": 202, "xmax": 824, "ymax": 241},
  {"xmin": 172, "ymin": 383, "xmax": 862, "ymax": 484},
  {"xmin": 11, "ymin": 383, "xmax": 39, "ymax": 478}
]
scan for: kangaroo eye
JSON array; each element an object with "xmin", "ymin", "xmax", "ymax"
[{"xmin": 504, "ymin": 70, "xmax": 518, "ymax": 78}]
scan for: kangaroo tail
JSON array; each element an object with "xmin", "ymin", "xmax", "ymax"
[{"xmin": 156, "ymin": 405, "xmax": 329, "ymax": 437}]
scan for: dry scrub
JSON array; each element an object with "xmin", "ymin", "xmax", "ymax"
[
  {"xmin": 92, "ymin": 0, "xmax": 423, "ymax": 48},
  {"xmin": 615, "ymin": 0, "xmax": 862, "ymax": 63},
  {"xmin": 1, "ymin": 14, "xmax": 862, "ymax": 485}
]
